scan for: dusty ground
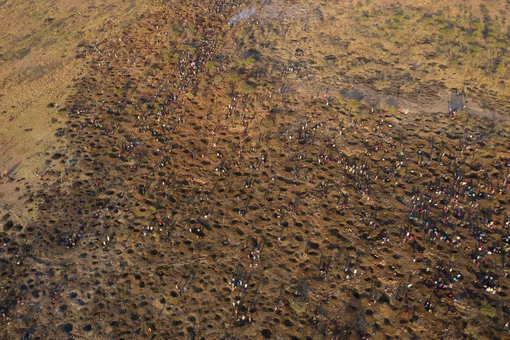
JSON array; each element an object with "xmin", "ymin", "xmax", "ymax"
[
  {"xmin": 1, "ymin": 0, "xmax": 509, "ymax": 339},
  {"xmin": 0, "ymin": 0, "xmax": 153, "ymax": 221}
]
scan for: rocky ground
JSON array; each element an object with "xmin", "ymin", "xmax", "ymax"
[{"xmin": 1, "ymin": 0, "xmax": 509, "ymax": 339}]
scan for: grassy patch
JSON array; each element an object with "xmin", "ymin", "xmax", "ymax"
[
  {"xmin": 480, "ymin": 300, "xmax": 497, "ymax": 319},
  {"xmin": 288, "ymin": 296, "xmax": 307, "ymax": 315}
]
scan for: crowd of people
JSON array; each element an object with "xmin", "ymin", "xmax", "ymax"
[{"xmin": 1, "ymin": 0, "xmax": 509, "ymax": 338}]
